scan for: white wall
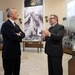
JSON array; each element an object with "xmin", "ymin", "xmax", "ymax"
[
  {"xmin": 45, "ymin": 0, "xmax": 67, "ymax": 28},
  {"xmin": 0, "ymin": 0, "xmax": 67, "ymax": 30}
]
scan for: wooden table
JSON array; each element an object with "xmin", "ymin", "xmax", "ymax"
[
  {"xmin": 22, "ymin": 39, "xmax": 43, "ymax": 53},
  {"xmin": 63, "ymin": 48, "xmax": 73, "ymax": 55}
]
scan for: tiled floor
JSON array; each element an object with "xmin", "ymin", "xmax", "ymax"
[{"xmin": 0, "ymin": 48, "xmax": 72, "ymax": 75}]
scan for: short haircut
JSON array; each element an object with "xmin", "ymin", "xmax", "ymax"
[
  {"xmin": 50, "ymin": 14, "xmax": 58, "ymax": 22},
  {"xmin": 6, "ymin": 8, "xmax": 15, "ymax": 18}
]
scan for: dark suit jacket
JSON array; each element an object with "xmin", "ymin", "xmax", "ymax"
[
  {"xmin": 45, "ymin": 23, "xmax": 64, "ymax": 56},
  {"xmin": 1, "ymin": 20, "xmax": 25, "ymax": 59}
]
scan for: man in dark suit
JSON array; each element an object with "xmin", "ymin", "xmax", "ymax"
[
  {"xmin": 1, "ymin": 8, "xmax": 25, "ymax": 75},
  {"xmin": 41, "ymin": 14, "xmax": 64, "ymax": 75}
]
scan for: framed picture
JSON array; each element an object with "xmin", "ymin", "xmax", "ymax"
[{"xmin": 24, "ymin": 0, "xmax": 43, "ymax": 40}]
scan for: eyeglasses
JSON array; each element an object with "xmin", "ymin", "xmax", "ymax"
[{"xmin": 49, "ymin": 18, "xmax": 55, "ymax": 19}]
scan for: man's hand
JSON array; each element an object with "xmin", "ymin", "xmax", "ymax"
[
  {"xmin": 16, "ymin": 32, "xmax": 21, "ymax": 36},
  {"xmin": 41, "ymin": 34, "xmax": 45, "ymax": 41},
  {"xmin": 41, "ymin": 29, "xmax": 51, "ymax": 37}
]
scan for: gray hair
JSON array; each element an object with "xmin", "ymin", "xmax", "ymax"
[
  {"xmin": 6, "ymin": 8, "xmax": 12, "ymax": 17},
  {"xmin": 6, "ymin": 8, "xmax": 15, "ymax": 18},
  {"xmin": 50, "ymin": 14, "xmax": 58, "ymax": 22}
]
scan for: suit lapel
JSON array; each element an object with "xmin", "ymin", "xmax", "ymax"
[
  {"xmin": 49, "ymin": 24, "xmax": 58, "ymax": 32},
  {"xmin": 7, "ymin": 20, "xmax": 15, "ymax": 28},
  {"xmin": 7, "ymin": 20, "xmax": 19, "ymax": 32}
]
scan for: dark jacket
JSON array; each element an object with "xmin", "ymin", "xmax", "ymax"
[
  {"xmin": 45, "ymin": 23, "xmax": 64, "ymax": 56},
  {"xmin": 1, "ymin": 20, "xmax": 25, "ymax": 59}
]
